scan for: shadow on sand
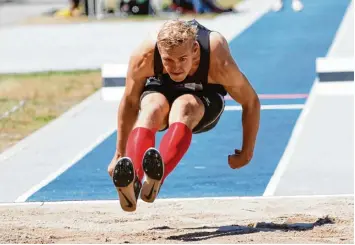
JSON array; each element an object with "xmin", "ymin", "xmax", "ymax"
[{"xmin": 149, "ymin": 216, "xmax": 334, "ymax": 242}]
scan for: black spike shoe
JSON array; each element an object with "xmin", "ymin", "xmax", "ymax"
[
  {"xmin": 112, "ymin": 157, "xmax": 141, "ymax": 212},
  {"xmin": 140, "ymin": 148, "xmax": 164, "ymax": 203}
]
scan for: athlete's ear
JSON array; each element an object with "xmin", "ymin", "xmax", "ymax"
[{"xmin": 192, "ymin": 40, "xmax": 199, "ymax": 53}]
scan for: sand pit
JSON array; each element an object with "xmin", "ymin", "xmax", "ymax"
[{"xmin": 0, "ymin": 195, "xmax": 353, "ymax": 244}]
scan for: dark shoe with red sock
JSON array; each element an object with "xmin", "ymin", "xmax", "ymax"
[
  {"xmin": 140, "ymin": 147, "xmax": 164, "ymax": 203},
  {"xmin": 112, "ymin": 157, "xmax": 142, "ymax": 212}
]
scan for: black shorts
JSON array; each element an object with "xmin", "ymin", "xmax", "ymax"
[{"xmin": 140, "ymin": 82, "xmax": 225, "ymax": 134}]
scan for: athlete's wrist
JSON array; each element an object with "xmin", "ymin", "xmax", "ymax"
[{"xmin": 241, "ymin": 149, "xmax": 253, "ymax": 162}]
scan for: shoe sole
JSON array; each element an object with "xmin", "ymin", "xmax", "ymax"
[
  {"xmin": 140, "ymin": 148, "xmax": 164, "ymax": 203},
  {"xmin": 112, "ymin": 157, "xmax": 137, "ymax": 212}
]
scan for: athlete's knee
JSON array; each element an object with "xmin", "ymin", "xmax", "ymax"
[
  {"xmin": 169, "ymin": 95, "xmax": 205, "ymax": 128},
  {"xmin": 136, "ymin": 93, "xmax": 169, "ymax": 129},
  {"xmin": 175, "ymin": 95, "xmax": 204, "ymax": 117}
]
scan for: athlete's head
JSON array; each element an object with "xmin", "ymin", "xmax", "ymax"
[{"xmin": 157, "ymin": 20, "xmax": 199, "ymax": 82}]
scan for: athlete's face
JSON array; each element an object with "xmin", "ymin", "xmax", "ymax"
[{"xmin": 159, "ymin": 40, "xmax": 199, "ymax": 82}]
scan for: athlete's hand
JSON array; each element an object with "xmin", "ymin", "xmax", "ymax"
[
  {"xmin": 228, "ymin": 149, "xmax": 252, "ymax": 169},
  {"xmin": 108, "ymin": 152, "xmax": 121, "ymax": 177}
]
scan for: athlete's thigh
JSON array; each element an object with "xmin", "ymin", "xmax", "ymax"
[
  {"xmin": 168, "ymin": 93, "xmax": 205, "ymax": 130},
  {"xmin": 140, "ymin": 91, "xmax": 169, "ymax": 111}
]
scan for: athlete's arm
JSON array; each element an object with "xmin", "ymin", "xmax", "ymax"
[
  {"xmin": 210, "ymin": 32, "xmax": 260, "ymax": 168},
  {"xmin": 115, "ymin": 39, "xmax": 155, "ymax": 158}
]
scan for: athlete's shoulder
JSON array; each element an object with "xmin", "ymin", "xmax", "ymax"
[
  {"xmin": 208, "ymin": 32, "xmax": 238, "ymax": 84},
  {"xmin": 129, "ymin": 32, "xmax": 157, "ymax": 77},
  {"xmin": 208, "ymin": 31, "xmax": 233, "ymax": 74},
  {"xmin": 209, "ymin": 31, "xmax": 230, "ymax": 58},
  {"xmin": 131, "ymin": 32, "xmax": 157, "ymax": 61}
]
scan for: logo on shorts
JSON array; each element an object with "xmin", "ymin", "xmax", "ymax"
[
  {"xmin": 203, "ymin": 96, "xmax": 211, "ymax": 106},
  {"xmin": 181, "ymin": 83, "xmax": 203, "ymax": 91}
]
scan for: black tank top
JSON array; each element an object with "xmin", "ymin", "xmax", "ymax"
[{"xmin": 153, "ymin": 19, "xmax": 227, "ymax": 96}]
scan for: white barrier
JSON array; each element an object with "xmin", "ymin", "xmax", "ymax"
[
  {"xmin": 316, "ymin": 57, "xmax": 354, "ymax": 82},
  {"xmin": 101, "ymin": 64, "xmax": 128, "ymax": 101}
]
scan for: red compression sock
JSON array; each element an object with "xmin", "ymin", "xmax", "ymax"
[
  {"xmin": 159, "ymin": 122, "xmax": 192, "ymax": 181},
  {"xmin": 126, "ymin": 127, "xmax": 156, "ymax": 181}
]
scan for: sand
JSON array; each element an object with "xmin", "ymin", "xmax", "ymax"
[{"xmin": 0, "ymin": 195, "xmax": 353, "ymax": 244}]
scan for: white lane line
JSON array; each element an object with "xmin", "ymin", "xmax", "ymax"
[
  {"xmin": 14, "ymin": 127, "xmax": 116, "ymax": 202},
  {"xmin": 263, "ymin": 83, "xmax": 318, "ymax": 196},
  {"xmin": 225, "ymin": 104, "xmax": 304, "ymax": 111}
]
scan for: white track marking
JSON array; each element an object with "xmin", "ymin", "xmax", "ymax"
[{"xmin": 225, "ymin": 104, "xmax": 304, "ymax": 111}]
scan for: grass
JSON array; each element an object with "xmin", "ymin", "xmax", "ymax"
[
  {"xmin": 0, "ymin": 70, "xmax": 101, "ymax": 152},
  {"xmin": 0, "ymin": 99, "xmax": 20, "ymax": 116}
]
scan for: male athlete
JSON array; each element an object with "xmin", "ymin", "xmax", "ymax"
[{"xmin": 108, "ymin": 19, "xmax": 260, "ymax": 212}]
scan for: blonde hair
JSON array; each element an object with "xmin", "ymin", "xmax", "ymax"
[{"xmin": 157, "ymin": 20, "xmax": 198, "ymax": 50}]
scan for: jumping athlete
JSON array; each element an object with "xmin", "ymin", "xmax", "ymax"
[{"xmin": 107, "ymin": 19, "xmax": 261, "ymax": 212}]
